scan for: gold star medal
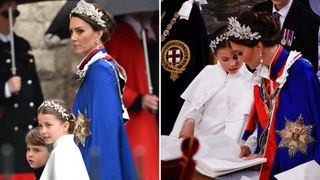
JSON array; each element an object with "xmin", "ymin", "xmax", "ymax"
[
  {"xmin": 277, "ymin": 114, "xmax": 315, "ymax": 158},
  {"xmin": 74, "ymin": 110, "xmax": 91, "ymax": 147}
]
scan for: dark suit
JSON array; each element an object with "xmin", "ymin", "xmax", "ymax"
[
  {"xmin": 253, "ymin": 0, "xmax": 320, "ymax": 71},
  {"xmin": 0, "ymin": 34, "xmax": 43, "ymax": 173},
  {"xmin": 161, "ymin": 0, "xmax": 210, "ymax": 135}
]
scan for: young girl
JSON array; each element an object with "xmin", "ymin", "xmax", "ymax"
[
  {"xmin": 37, "ymin": 99, "xmax": 89, "ymax": 180},
  {"xmin": 170, "ymin": 25, "xmax": 254, "ymax": 143},
  {"xmin": 25, "ymin": 127, "xmax": 50, "ymax": 180}
]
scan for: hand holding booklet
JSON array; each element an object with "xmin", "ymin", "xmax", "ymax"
[{"xmin": 161, "ymin": 134, "xmax": 266, "ymax": 178}]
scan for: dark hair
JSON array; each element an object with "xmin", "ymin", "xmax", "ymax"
[
  {"xmin": 70, "ymin": 3, "xmax": 116, "ymax": 43},
  {"xmin": 209, "ymin": 25, "xmax": 231, "ymax": 53},
  {"xmin": 38, "ymin": 99, "xmax": 76, "ymax": 133},
  {"xmin": 228, "ymin": 11, "xmax": 281, "ymax": 47},
  {"xmin": 25, "ymin": 127, "xmax": 46, "ymax": 146}
]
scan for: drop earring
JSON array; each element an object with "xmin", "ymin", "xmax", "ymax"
[
  {"xmin": 259, "ymin": 51, "xmax": 263, "ymax": 63},
  {"xmin": 95, "ymin": 39, "xmax": 101, "ymax": 45}
]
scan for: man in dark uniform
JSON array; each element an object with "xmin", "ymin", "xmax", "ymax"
[
  {"xmin": 0, "ymin": 0, "xmax": 43, "ymax": 175},
  {"xmin": 253, "ymin": 0, "xmax": 320, "ymax": 71},
  {"xmin": 161, "ymin": 0, "xmax": 210, "ymax": 135}
]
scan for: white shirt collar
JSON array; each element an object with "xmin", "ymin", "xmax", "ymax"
[
  {"xmin": 0, "ymin": 33, "xmax": 10, "ymax": 43},
  {"xmin": 124, "ymin": 15, "xmax": 156, "ymax": 41},
  {"xmin": 179, "ymin": 0, "xmax": 207, "ymax": 20},
  {"xmin": 272, "ymin": 0, "xmax": 293, "ymax": 29}
]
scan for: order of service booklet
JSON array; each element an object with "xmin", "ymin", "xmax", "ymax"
[{"xmin": 161, "ymin": 134, "xmax": 266, "ymax": 178}]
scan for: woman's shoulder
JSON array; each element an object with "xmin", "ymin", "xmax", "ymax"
[{"xmin": 90, "ymin": 59, "xmax": 117, "ymax": 74}]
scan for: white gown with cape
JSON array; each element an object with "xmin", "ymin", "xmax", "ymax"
[
  {"xmin": 170, "ymin": 63, "xmax": 253, "ymax": 142},
  {"xmin": 40, "ymin": 134, "xmax": 89, "ymax": 180}
]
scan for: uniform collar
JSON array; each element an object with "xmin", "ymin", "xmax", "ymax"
[{"xmin": 0, "ymin": 33, "xmax": 10, "ymax": 43}]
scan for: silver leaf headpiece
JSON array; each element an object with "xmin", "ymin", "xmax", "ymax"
[
  {"xmin": 227, "ymin": 17, "xmax": 261, "ymax": 40},
  {"xmin": 70, "ymin": 0, "xmax": 106, "ymax": 28},
  {"xmin": 39, "ymin": 100, "xmax": 70, "ymax": 121},
  {"xmin": 209, "ymin": 34, "xmax": 229, "ymax": 53}
]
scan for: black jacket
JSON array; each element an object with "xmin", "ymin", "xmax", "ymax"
[
  {"xmin": 161, "ymin": 0, "xmax": 210, "ymax": 135},
  {"xmin": 0, "ymin": 33, "xmax": 43, "ymax": 173},
  {"xmin": 253, "ymin": 0, "xmax": 320, "ymax": 71}
]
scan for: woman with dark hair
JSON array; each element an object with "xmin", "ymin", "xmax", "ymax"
[
  {"xmin": 227, "ymin": 11, "xmax": 320, "ymax": 179},
  {"xmin": 69, "ymin": 0, "xmax": 136, "ymax": 179}
]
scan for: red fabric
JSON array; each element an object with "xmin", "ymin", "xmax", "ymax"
[
  {"xmin": 0, "ymin": 173, "xmax": 35, "ymax": 180},
  {"xmin": 107, "ymin": 21, "xmax": 159, "ymax": 180}
]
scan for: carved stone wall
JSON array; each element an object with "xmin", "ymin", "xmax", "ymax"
[
  {"xmin": 202, "ymin": 0, "xmax": 265, "ymax": 34},
  {"xmin": 15, "ymin": 1, "xmax": 81, "ymax": 105}
]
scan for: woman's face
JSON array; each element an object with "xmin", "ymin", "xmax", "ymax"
[
  {"xmin": 215, "ymin": 47, "xmax": 243, "ymax": 74},
  {"xmin": 69, "ymin": 16, "xmax": 102, "ymax": 55},
  {"xmin": 26, "ymin": 144, "xmax": 49, "ymax": 169},
  {"xmin": 230, "ymin": 42, "xmax": 260, "ymax": 69},
  {"xmin": 38, "ymin": 113, "xmax": 69, "ymax": 145}
]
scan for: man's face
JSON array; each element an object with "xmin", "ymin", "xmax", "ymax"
[
  {"xmin": 0, "ymin": 1, "xmax": 19, "ymax": 34},
  {"xmin": 272, "ymin": 0, "xmax": 290, "ymax": 10}
]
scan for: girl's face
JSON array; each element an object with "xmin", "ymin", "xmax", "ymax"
[
  {"xmin": 230, "ymin": 42, "xmax": 260, "ymax": 69},
  {"xmin": 26, "ymin": 144, "xmax": 49, "ymax": 169},
  {"xmin": 38, "ymin": 113, "xmax": 69, "ymax": 145},
  {"xmin": 215, "ymin": 47, "xmax": 243, "ymax": 74},
  {"xmin": 69, "ymin": 16, "xmax": 103, "ymax": 55}
]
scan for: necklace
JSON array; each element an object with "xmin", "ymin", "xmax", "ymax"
[
  {"xmin": 161, "ymin": 12, "xmax": 179, "ymax": 42},
  {"xmin": 258, "ymin": 78, "xmax": 280, "ymax": 154}
]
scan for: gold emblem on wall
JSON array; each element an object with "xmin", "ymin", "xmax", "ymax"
[
  {"xmin": 277, "ymin": 114, "xmax": 315, "ymax": 158},
  {"xmin": 161, "ymin": 40, "xmax": 190, "ymax": 81}
]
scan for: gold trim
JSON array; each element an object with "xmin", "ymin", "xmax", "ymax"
[{"xmin": 161, "ymin": 40, "xmax": 190, "ymax": 81}]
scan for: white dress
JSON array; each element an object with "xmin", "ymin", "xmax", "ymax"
[
  {"xmin": 40, "ymin": 134, "xmax": 89, "ymax": 180},
  {"xmin": 170, "ymin": 63, "xmax": 253, "ymax": 142}
]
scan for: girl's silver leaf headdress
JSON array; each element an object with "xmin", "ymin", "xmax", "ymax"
[
  {"xmin": 227, "ymin": 17, "xmax": 261, "ymax": 40},
  {"xmin": 39, "ymin": 100, "xmax": 70, "ymax": 121},
  {"xmin": 209, "ymin": 34, "xmax": 229, "ymax": 53},
  {"xmin": 71, "ymin": 0, "xmax": 106, "ymax": 28}
]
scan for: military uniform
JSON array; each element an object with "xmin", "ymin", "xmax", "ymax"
[{"xmin": 0, "ymin": 33, "xmax": 43, "ymax": 173}]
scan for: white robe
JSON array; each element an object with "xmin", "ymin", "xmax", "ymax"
[
  {"xmin": 40, "ymin": 134, "xmax": 89, "ymax": 180},
  {"xmin": 170, "ymin": 63, "xmax": 253, "ymax": 142}
]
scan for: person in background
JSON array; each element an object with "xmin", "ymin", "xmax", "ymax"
[
  {"xmin": 253, "ymin": 0, "xmax": 320, "ymax": 71},
  {"xmin": 107, "ymin": 12, "xmax": 159, "ymax": 180},
  {"xmin": 0, "ymin": 0, "xmax": 44, "ymax": 176},
  {"xmin": 69, "ymin": 0, "xmax": 137, "ymax": 179},
  {"xmin": 161, "ymin": 0, "xmax": 210, "ymax": 135},
  {"xmin": 37, "ymin": 99, "xmax": 89, "ymax": 180},
  {"xmin": 25, "ymin": 127, "xmax": 50, "ymax": 180},
  {"xmin": 227, "ymin": 11, "xmax": 320, "ymax": 179}
]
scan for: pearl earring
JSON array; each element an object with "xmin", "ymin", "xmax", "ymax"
[
  {"xmin": 95, "ymin": 39, "xmax": 101, "ymax": 45},
  {"xmin": 259, "ymin": 52, "xmax": 263, "ymax": 63}
]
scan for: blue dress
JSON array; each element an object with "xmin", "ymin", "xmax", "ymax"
[{"xmin": 72, "ymin": 45, "xmax": 137, "ymax": 180}]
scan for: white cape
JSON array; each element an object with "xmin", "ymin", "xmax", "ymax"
[
  {"xmin": 40, "ymin": 134, "xmax": 89, "ymax": 180},
  {"xmin": 170, "ymin": 63, "xmax": 253, "ymax": 141}
]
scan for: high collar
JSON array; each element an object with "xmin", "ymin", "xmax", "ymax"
[
  {"xmin": 78, "ymin": 44, "xmax": 106, "ymax": 70},
  {"xmin": 254, "ymin": 45, "xmax": 285, "ymax": 82},
  {"xmin": 269, "ymin": 45, "xmax": 287, "ymax": 80}
]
